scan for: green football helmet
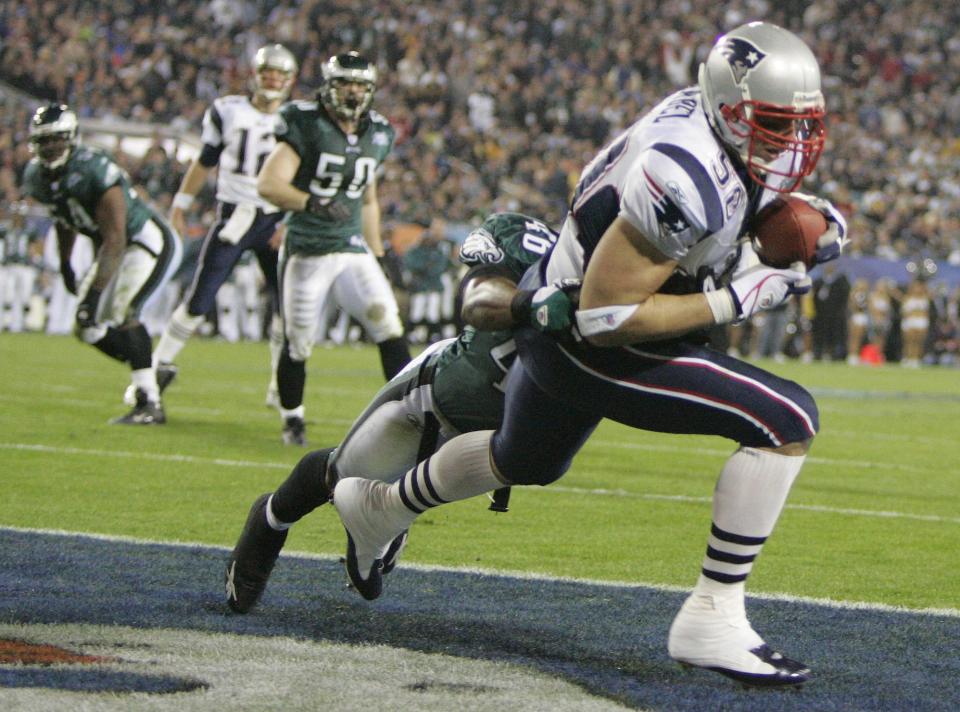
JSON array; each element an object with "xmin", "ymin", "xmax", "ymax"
[
  {"xmin": 318, "ymin": 51, "xmax": 378, "ymax": 122},
  {"xmin": 29, "ymin": 104, "xmax": 78, "ymax": 170}
]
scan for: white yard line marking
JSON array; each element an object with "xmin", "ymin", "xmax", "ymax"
[
  {"xmin": 0, "ymin": 442, "xmax": 291, "ymax": 470},
  {"xmin": 2, "ymin": 524, "xmax": 957, "ymax": 618},
  {"xmin": 3, "ymin": 441, "xmax": 956, "ymax": 524},
  {"xmin": 589, "ymin": 438, "xmax": 939, "ymax": 474}
]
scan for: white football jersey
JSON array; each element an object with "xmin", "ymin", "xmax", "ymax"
[
  {"xmin": 546, "ymin": 87, "xmax": 787, "ymax": 286},
  {"xmin": 201, "ymin": 95, "xmax": 281, "ymax": 211}
]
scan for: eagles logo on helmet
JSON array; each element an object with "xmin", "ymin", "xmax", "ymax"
[
  {"xmin": 318, "ymin": 51, "xmax": 378, "ymax": 123},
  {"xmin": 29, "ymin": 104, "xmax": 78, "ymax": 171}
]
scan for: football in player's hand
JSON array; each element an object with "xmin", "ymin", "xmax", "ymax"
[{"xmin": 750, "ymin": 196, "xmax": 827, "ymax": 269}]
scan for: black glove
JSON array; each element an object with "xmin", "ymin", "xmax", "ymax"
[
  {"xmin": 509, "ymin": 279, "xmax": 581, "ymax": 333},
  {"xmin": 61, "ymin": 267, "xmax": 77, "ymax": 296},
  {"xmin": 305, "ymin": 194, "xmax": 351, "ymax": 221},
  {"xmin": 76, "ymin": 287, "xmax": 102, "ymax": 329}
]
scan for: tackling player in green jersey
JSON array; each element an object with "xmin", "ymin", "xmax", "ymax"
[
  {"xmin": 258, "ymin": 51, "xmax": 411, "ymax": 446},
  {"xmin": 223, "ymin": 212, "xmax": 580, "ymax": 613},
  {"xmin": 22, "ymin": 104, "xmax": 182, "ymax": 424}
]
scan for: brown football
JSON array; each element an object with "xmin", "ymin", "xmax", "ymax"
[{"xmin": 750, "ymin": 196, "xmax": 827, "ymax": 269}]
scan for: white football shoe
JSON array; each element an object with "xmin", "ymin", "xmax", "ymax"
[
  {"xmin": 265, "ymin": 384, "xmax": 280, "ymax": 410},
  {"xmin": 667, "ymin": 590, "xmax": 811, "ymax": 687},
  {"xmin": 332, "ymin": 477, "xmax": 408, "ymax": 601}
]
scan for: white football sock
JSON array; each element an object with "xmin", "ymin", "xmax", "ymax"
[
  {"xmin": 386, "ymin": 430, "xmax": 502, "ymax": 523},
  {"xmin": 153, "ymin": 303, "xmax": 203, "ymax": 366},
  {"xmin": 265, "ymin": 494, "xmax": 292, "ymax": 531},
  {"xmin": 130, "ymin": 367, "xmax": 160, "ymax": 404},
  {"xmin": 280, "ymin": 405, "xmax": 305, "ymax": 421},
  {"xmin": 696, "ymin": 447, "xmax": 805, "ymax": 595}
]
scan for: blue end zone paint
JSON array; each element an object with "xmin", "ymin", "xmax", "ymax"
[
  {"xmin": 2, "ymin": 529, "xmax": 958, "ymax": 711},
  {"xmin": 0, "ymin": 668, "xmax": 206, "ymax": 694}
]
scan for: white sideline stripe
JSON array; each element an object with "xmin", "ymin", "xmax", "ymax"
[
  {"xmin": 3, "ymin": 441, "xmax": 955, "ymax": 524},
  {"xmin": 3, "ymin": 524, "xmax": 957, "ymax": 619}
]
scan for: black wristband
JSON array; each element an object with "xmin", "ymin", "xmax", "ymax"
[{"xmin": 509, "ymin": 289, "xmax": 535, "ymax": 325}]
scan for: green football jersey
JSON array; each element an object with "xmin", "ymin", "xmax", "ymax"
[
  {"xmin": 431, "ymin": 212, "xmax": 559, "ymax": 432},
  {"xmin": 22, "ymin": 147, "xmax": 154, "ymax": 250},
  {"xmin": 276, "ymin": 101, "xmax": 395, "ymax": 256}
]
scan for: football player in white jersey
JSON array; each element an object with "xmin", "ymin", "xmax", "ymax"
[
  {"xmin": 150, "ymin": 44, "xmax": 297, "ymax": 409},
  {"xmin": 331, "ymin": 23, "xmax": 847, "ymax": 688}
]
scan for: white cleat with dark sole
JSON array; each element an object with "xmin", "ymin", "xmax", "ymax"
[
  {"xmin": 667, "ymin": 591, "xmax": 811, "ymax": 687},
  {"xmin": 332, "ymin": 478, "xmax": 407, "ymax": 601}
]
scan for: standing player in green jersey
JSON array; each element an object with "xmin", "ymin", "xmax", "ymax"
[
  {"xmin": 258, "ymin": 51, "xmax": 411, "ymax": 446},
  {"xmin": 223, "ymin": 212, "xmax": 580, "ymax": 613},
  {"xmin": 21, "ymin": 104, "xmax": 182, "ymax": 424}
]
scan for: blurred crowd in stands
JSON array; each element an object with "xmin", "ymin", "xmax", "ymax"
[{"xmin": 1, "ymin": 0, "xmax": 959, "ymax": 364}]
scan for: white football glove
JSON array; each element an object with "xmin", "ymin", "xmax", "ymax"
[
  {"xmin": 789, "ymin": 192, "xmax": 848, "ymax": 264},
  {"xmin": 706, "ymin": 242, "xmax": 811, "ymax": 324}
]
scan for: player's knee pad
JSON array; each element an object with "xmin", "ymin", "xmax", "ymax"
[
  {"xmin": 285, "ymin": 326, "xmax": 314, "ymax": 361},
  {"xmin": 363, "ymin": 303, "xmax": 404, "ymax": 342}
]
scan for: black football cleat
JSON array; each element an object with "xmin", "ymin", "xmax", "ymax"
[
  {"xmin": 156, "ymin": 362, "xmax": 178, "ymax": 394},
  {"xmin": 111, "ymin": 388, "xmax": 166, "ymax": 425},
  {"xmin": 282, "ymin": 416, "xmax": 307, "ymax": 447},
  {"xmin": 224, "ymin": 493, "xmax": 288, "ymax": 613}
]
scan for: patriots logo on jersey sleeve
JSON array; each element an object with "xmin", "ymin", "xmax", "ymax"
[
  {"xmin": 644, "ymin": 169, "xmax": 690, "ymax": 238},
  {"xmin": 459, "ymin": 228, "xmax": 504, "ymax": 264},
  {"xmin": 718, "ymin": 37, "xmax": 766, "ymax": 84}
]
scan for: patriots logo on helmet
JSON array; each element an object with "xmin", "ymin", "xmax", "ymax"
[
  {"xmin": 718, "ymin": 37, "xmax": 766, "ymax": 85},
  {"xmin": 460, "ymin": 228, "xmax": 504, "ymax": 264}
]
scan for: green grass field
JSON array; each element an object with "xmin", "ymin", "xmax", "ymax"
[{"xmin": 2, "ymin": 332, "xmax": 958, "ymax": 611}]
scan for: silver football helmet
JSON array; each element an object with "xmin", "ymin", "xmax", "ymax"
[
  {"xmin": 319, "ymin": 52, "xmax": 378, "ymax": 122},
  {"xmin": 253, "ymin": 44, "xmax": 298, "ymax": 102},
  {"xmin": 699, "ymin": 22, "xmax": 826, "ymax": 192}
]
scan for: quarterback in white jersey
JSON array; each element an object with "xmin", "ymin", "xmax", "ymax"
[
  {"xmin": 331, "ymin": 22, "xmax": 849, "ymax": 689},
  {"xmin": 151, "ymin": 44, "xmax": 298, "ymax": 411}
]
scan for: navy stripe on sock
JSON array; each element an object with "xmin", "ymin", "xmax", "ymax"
[
  {"xmin": 397, "ymin": 472, "xmax": 424, "ymax": 514},
  {"xmin": 701, "ymin": 568, "xmax": 749, "ymax": 584},
  {"xmin": 705, "ymin": 546, "xmax": 757, "ymax": 565},
  {"xmin": 711, "ymin": 523, "xmax": 767, "ymax": 547},
  {"xmin": 409, "ymin": 463, "xmax": 435, "ymax": 510},
  {"xmin": 421, "ymin": 458, "xmax": 449, "ymax": 505}
]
